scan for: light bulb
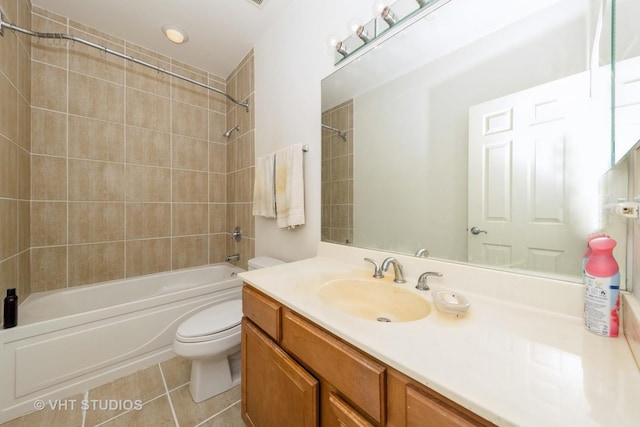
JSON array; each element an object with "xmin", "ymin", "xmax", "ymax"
[
  {"xmin": 326, "ymin": 34, "xmax": 349, "ymax": 58},
  {"xmin": 347, "ymin": 17, "xmax": 372, "ymax": 43}
]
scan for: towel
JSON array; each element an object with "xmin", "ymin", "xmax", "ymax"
[
  {"xmin": 275, "ymin": 144, "xmax": 305, "ymax": 229},
  {"xmin": 252, "ymin": 152, "xmax": 276, "ymax": 218}
]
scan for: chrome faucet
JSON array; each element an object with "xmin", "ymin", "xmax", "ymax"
[
  {"xmin": 415, "ymin": 248, "xmax": 429, "ymax": 257},
  {"xmin": 416, "ymin": 271, "xmax": 442, "ymax": 291},
  {"xmin": 364, "ymin": 258, "xmax": 384, "ymax": 278},
  {"xmin": 381, "ymin": 257, "xmax": 406, "ymax": 283}
]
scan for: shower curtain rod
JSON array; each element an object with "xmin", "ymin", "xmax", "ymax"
[
  {"xmin": 321, "ymin": 123, "xmax": 347, "ymax": 141},
  {"xmin": 0, "ymin": 14, "xmax": 249, "ymax": 111}
]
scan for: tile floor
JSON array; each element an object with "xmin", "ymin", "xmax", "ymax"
[{"xmin": 0, "ymin": 356, "xmax": 245, "ymax": 427}]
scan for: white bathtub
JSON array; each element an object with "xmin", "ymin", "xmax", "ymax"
[{"xmin": 0, "ymin": 263, "xmax": 244, "ymax": 423}]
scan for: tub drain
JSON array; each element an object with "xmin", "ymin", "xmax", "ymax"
[{"xmin": 376, "ymin": 317, "xmax": 391, "ymax": 323}]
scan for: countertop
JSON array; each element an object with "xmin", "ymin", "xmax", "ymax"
[{"xmin": 239, "ymin": 252, "xmax": 640, "ymax": 427}]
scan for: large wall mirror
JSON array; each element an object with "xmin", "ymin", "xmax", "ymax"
[{"xmin": 321, "ymin": 0, "xmax": 629, "ymax": 284}]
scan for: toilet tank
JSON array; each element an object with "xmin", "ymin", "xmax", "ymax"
[{"xmin": 248, "ymin": 257, "xmax": 285, "ymax": 270}]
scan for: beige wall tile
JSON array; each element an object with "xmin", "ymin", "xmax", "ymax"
[
  {"xmin": 209, "ymin": 204, "xmax": 226, "ymax": 234},
  {"xmin": 0, "ymin": 27, "xmax": 18, "ymax": 90},
  {"xmin": 126, "ymin": 88, "xmax": 170, "ymax": 133},
  {"xmin": 172, "ymin": 135, "xmax": 208, "ymax": 172},
  {"xmin": 237, "ymin": 94, "xmax": 252, "ymax": 136},
  {"xmin": 68, "ymin": 115, "xmax": 125, "ymax": 162},
  {"xmin": 31, "ymin": 201, "xmax": 67, "ymax": 247},
  {"xmin": 236, "ymin": 131, "xmax": 253, "ymax": 170},
  {"xmin": 31, "ymin": 61, "xmax": 67, "ymax": 112},
  {"xmin": 31, "ymin": 155, "xmax": 67, "ymax": 201},
  {"xmin": 125, "ymin": 238, "xmax": 171, "ymax": 278},
  {"xmin": 0, "ymin": 74, "xmax": 18, "ymax": 142},
  {"xmin": 17, "ymin": 200, "xmax": 29, "ymax": 252},
  {"xmin": 68, "ymin": 159, "xmax": 125, "ymax": 201},
  {"xmin": 125, "ymin": 126, "xmax": 171, "ymax": 167},
  {"xmin": 0, "ymin": 136, "xmax": 17, "ymax": 198},
  {"xmin": 68, "ymin": 202, "xmax": 125, "ymax": 244},
  {"xmin": 68, "ymin": 72, "xmax": 124, "ymax": 123},
  {"xmin": 170, "ymin": 66, "xmax": 208, "ymax": 108},
  {"xmin": 172, "ymin": 203, "xmax": 208, "ymax": 236},
  {"xmin": 209, "ymin": 142, "xmax": 226, "ymax": 173},
  {"xmin": 126, "ymin": 203, "xmax": 171, "ymax": 239},
  {"xmin": 31, "ymin": 108, "xmax": 67, "ymax": 156},
  {"xmin": 172, "ymin": 169, "xmax": 208, "ymax": 203},
  {"xmin": 17, "ymin": 94, "xmax": 31, "ymax": 151},
  {"xmin": 16, "ymin": 146, "xmax": 30, "ymax": 200},
  {"xmin": 125, "ymin": 54, "xmax": 171, "ymax": 97},
  {"xmin": 236, "ymin": 55, "xmax": 253, "ymax": 102},
  {"xmin": 209, "ymin": 111, "xmax": 226, "ymax": 144},
  {"xmin": 208, "ymin": 79, "xmax": 227, "ymax": 114},
  {"xmin": 172, "ymin": 235, "xmax": 208, "ymax": 270},
  {"xmin": 209, "ymin": 173, "xmax": 226, "ymax": 203},
  {"xmin": 68, "ymin": 242, "xmax": 124, "ymax": 286},
  {"xmin": 209, "ymin": 234, "xmax": 228, "ymax": 264},
  {"xmin": 17, "ymin": 250, "xmax": 31, "ymax": 300},
  {"xmin": 30, "ymin": 13, "xmax": 68, "ymax": 68},
  {"xmin": 31, "ymin": 246, "xmax": 67, "ymax": 292},
  {"xmin": 125, "ymin": 165, "xmax": 171, "ymax": 202},
  {"xmin": 172, "ymin": 101, "xmax": 208, "ymax": 140},
  {"xmin": 68, "ymin": 30, "xmax": 125, "ymax": 84}
]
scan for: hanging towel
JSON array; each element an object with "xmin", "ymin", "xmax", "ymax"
[
  {"xmin": 252, "ymin": 152, "xmax": 276, "ymax": 218},
  {"xmin": 275, "ymin": 144, "xmax": 305, "ymax": 229}
]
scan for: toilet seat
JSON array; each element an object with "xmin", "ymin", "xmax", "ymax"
[{"xmin": 176, "ymin": 300, "xmax": 242, "ymax": 343}]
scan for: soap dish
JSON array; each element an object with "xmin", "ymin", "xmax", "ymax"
[{"xmin": 432, "ymin": 290, "xmax": 470, "ymax": 317}]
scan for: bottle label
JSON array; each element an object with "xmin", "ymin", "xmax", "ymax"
[{"xmin": 584, "ymin": 273, "xmax": 620, "ymax": 337}]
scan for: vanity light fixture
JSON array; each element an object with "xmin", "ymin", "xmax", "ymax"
[
  {"xmin": 327, "ymin": 35, "xmax": 350, "ymax": 58},
  {"xmin": 161, "ymin": 25, "xmax": 189, "ymax": 44},
  {"xmin": 348, "ymin": 18, "xmax": 373, "ymax": 43},
  {"xmin": 374, "ymin": 0, "xmax": 398, "ymax": 27},
  {"xmin": 416, "ymin": 0, "xmax": 430, "ymax": 7}
]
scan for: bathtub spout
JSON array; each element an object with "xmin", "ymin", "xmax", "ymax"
[{"xmin": 225, "ymin": 254, "xmax": 240, "ymax": 262}]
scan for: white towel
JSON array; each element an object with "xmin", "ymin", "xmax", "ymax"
[
  {"xmin": 252, "ymin": 152, "xmax": 276, "ymax": 218},
  {"xmin": 275, "ymin": 144, "xmax": 305, "ymax": 229}
]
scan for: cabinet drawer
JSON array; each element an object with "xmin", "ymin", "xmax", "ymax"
[
  {"xmin": 406, "ymin": 385, "xmax": 484, "ymax": 427},
  {"xmin": 242, "ymin": 284, "xmax": 282, "ymax": 341},
  {"xmin": 281, "ymin": 310, "xmax": 385, "ymax": 423},
  {"xmin": 329, "ymin": 393, "xmax": 374, "ymax": 427}
]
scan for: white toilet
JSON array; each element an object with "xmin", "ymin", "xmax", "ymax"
[{"xmin": 173, "ymin": 256, "xmax": 284, "ymax": 402}]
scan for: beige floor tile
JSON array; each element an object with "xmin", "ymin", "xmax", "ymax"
[
  {"xmin": 201, "ymin": 402, "xmax": 245, "ymax": 427},
  {"xmin": 160, "ymin": 356, "xmax": 191, "ymax": 391},
  {"xmin": 97, "ymin": 395, "xmax": 176, "ymax": 427},
  {"xmin": 171, "ymin": 384, "xmax": 240, "ymax": 427},
  {"xmin": 85, "ymin": 364, "xmax": 165, "ymax": 426},
  {"xmin": 3, "ymin": 393, "xmax": 84, "ymax": 427}
]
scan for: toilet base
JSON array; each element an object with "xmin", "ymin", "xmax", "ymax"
[{"xmin": 188, "ymin": 347, "xmax": 241, "ymax": 403}]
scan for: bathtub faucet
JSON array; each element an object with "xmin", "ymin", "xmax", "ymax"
[{"xmin": 225, "ymin": 254, "xmax": 240, "ymax": 262}]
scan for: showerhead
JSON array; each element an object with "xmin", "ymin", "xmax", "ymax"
[{"xmin": 223, "ymin": 125, "xmax": 240, "ymax": 138}]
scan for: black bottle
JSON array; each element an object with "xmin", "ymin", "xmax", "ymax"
[{"xmin": 3, "ymin": 288, "xmax": 18, "ymax": 329}]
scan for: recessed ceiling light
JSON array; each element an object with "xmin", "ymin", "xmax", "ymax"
[{"xmin": 161, "ymin": 25, "xmax": 189, "ymax": 44}]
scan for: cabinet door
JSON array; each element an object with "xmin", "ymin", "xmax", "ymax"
[
  {"xmin": 329, "ymin": 393, "xmax": 374, "ymax": 427},
  {"xmin": 242, "ymin": 318, "xmax": 319, "ymax": 427},
  {"xmin": 406, "ymin": 385, "xmax": 478, "ymax": 427}
]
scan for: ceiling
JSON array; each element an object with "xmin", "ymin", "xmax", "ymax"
[{"xmin": 32, "ymin": 0, "xmax": 293, "ymax": 77}]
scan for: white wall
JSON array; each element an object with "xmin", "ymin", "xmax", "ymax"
[{"xmin": 252, "ymin": 0, "xmax": 372, "ymax": 261}]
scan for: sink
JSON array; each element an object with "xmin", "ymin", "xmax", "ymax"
[{"xmin": 318, "ymin": 279, "xmax": 430, "ymax": 322}]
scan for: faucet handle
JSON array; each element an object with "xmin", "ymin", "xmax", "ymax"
[
  {"xmin": 416, "ymin": 271, "xmax": 443, "ymax": 291},
  {"xmin": 415, "ymin": 248, "xmax": 429, "ymax": 257},
  {"xmin": 364, "ymin": 258, "xmax": 384, "ymax": 279}
]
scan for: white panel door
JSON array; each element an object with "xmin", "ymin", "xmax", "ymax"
[{"xmin": 468, "ymin": 72, "xmax": 600, "ymax": 276}]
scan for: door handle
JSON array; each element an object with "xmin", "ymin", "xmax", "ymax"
[{"xmin": 469, "ymin": 227, "xmax": 487, "ymax": 235}]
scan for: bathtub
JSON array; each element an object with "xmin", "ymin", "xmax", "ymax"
[{"xmin": 0, "ymin": 263, "xmax": 243, "ymax": 423}]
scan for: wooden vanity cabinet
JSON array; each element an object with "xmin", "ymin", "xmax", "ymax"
[{"xmin": 241, "ymin": 284, "xmax": 495, "ymax": 427}]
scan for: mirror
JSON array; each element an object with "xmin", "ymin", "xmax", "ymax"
[{"xmin": 321, "ymin": 0, "xmax": 617, "ymax": 283}]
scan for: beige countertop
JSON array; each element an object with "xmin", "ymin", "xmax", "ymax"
[{"xmin": 239, "ymin": 245, "xmax": 640, "ymax": 427}]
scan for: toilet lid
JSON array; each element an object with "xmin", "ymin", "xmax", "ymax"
[{"xmin": 176, "ymin": 300, "xmax": 242, "ymax": 340}]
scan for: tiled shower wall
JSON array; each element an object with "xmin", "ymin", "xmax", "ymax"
[
  {"xmin": 0, "ymin": 0, "xmax": 31, "ymax": 320},
  {"xmin": 29, "ymin": 6, "xmax": 255, "ymax": 292},
  {"xmin": 321, "ymin": 100, "xmax": 353, "ymax": 245}
]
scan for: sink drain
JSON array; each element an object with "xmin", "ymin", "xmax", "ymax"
[{"xmin": 376, "ymin": 317, "xmax": 391, "ymax": 323}]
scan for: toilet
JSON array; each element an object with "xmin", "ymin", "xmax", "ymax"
[{"xmin": 173, "ymin": 256, "xmax": 284, "ymax": 402}]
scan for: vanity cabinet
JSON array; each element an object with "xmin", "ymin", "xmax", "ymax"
[{"xmin": 241, "ymin": 284, "xmax": 495, "ymax": 427}]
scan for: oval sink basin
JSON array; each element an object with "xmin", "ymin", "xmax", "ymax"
[{"xmin": 318, "ymin": 279, "xmax": 430, "ymax": 322}]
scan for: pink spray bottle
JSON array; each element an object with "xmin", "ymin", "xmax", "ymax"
[{"xmin": 584, "ymin": 236, "xmax": 620, "ymax": 337}]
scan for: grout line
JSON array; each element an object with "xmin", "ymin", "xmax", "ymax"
[
  {"xmin": 158, "ymin": 361, "xmax": 180, "ymax": 427},
  {"xmin": 193, "ymin": 399, "xmax": 241, "ymax": 427}
]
